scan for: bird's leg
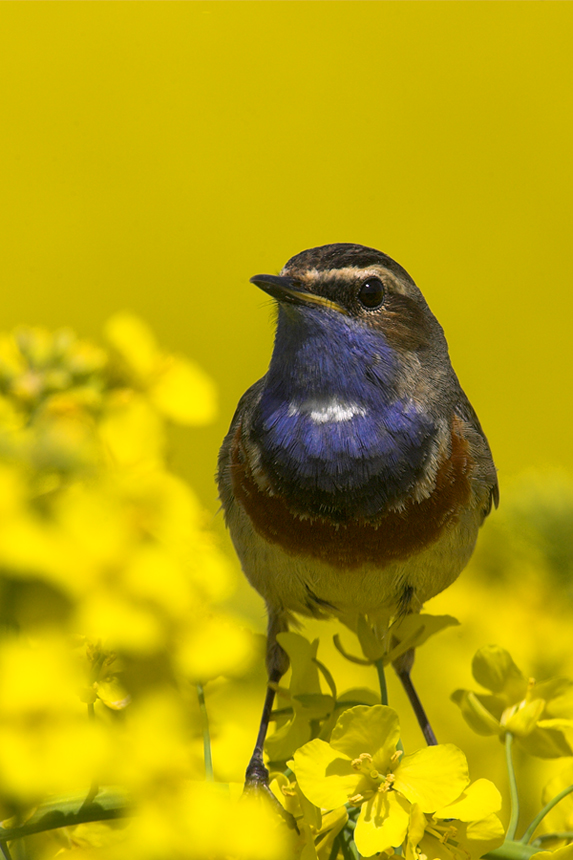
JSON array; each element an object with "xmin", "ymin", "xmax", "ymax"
[
  {"xmin": 243, "ymin": 613, "xmax": 298, "ymax": 829},
  {"xmin": 244, "ymin": 664, "xmax": 282, "ymax": 789},
  {"xmin": 392, "ymin": 647, "xmax": 438, "ymax": 746},
  {"xmin": 245, "ymin": 611, "xmax": 290, "ymax": 788}
]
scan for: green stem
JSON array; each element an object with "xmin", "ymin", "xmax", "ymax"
[
  {"xmin": 81, "ymin": 702, "xmax": 99, "ymax": 808},
  {"xmin": 328, "ymin": 837, "xmax": 340, "ymax": 860},
  {"xmin": 375, "ymin": 658, "xmax": 388, "ymax": 706},
  {"xmin": 519, "ymin": 783, "xmax": 573, "ymax": 844},
  {"xmin": 505, "ymin": 732, "xmax": 520, "ymax": 841},
  {"xmin": 338, "ymin": 828, "xmax": 359, "ymax": 860},
  {"xmin": 0, "ymin": 788, "xmax": 129, "ymax": 843},
  {"xmin": 483, "ymin": 840, "xmax": 541, "ymax": 860},
  {"xmin": 532, "ymin": 831, "xmax": 573, "ymax": 847},
  {"xmin": 197, "ymin": 683, "xmax": 213, "ymax": 781}
]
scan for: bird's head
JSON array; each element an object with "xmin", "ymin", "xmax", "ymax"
[
  {"xmin": 244, "ymin": 245, "xmax": 464, "ymax": 518},
  {"xmin": 251, "ymin": 243, "xmax": 453, "ymax": 406}
]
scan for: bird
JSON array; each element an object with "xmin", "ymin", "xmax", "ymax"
[{"xmin": 217, "ymin": 242, "xmax": 498, "ymax": 789}]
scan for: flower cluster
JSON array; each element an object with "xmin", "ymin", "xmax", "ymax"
[{"xmin": 0, "ymin": 318, "xmax": 288, "ymax": 858}]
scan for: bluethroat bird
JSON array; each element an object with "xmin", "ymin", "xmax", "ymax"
[{"xmin": 217, "ymin": 243, "xmax": 498, "ymax": 790}]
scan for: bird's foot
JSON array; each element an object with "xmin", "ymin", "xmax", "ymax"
[
  {"xmin": 244, "ymin": 754, "xmax": 270, "ymax": 791},
  {"xmin": 243, "ymin": 755, "xmax": 299, "ymax": 832}
]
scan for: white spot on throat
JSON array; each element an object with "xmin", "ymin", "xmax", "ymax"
[{"xmin": 288, "ymin": 397, "xmax": 368, "ymax": 424}]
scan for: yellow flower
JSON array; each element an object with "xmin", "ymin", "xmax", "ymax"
[
  {"xmin": 531, "ymin": 846, "xmax": 573, "ymax": 860},
  {"xmin": 104, "ymin": 312, "xmax": 216, "ymax": 426},
  {"xmin": 0, "ymin": 637, "xmax": 112, "ymax": 803},
  {"xmin": 452, "ymin": 645, "xmax": 573, "ymax": 757},
  {"xmin": 291, "ymin": 705, "xmax": 469, "ymax": 857},
  {"xmin": 406, "ymin": 779, "xmax": 504, "ymax": 860},
  {"xmin": 537, "ymin": 764, "xmax": 573, "ymax": 846},
  {"xmin": 270, "ymin": 772, "xmax": 348, "ymax": 860},
  {"xmin": 175, "ymin": 611, "xmax": 255, "ymax": 683}
]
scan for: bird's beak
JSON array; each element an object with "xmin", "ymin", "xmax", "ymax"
[{"xmin": 249, "ymin": 274, "xmax": 347, "ymax": 315}]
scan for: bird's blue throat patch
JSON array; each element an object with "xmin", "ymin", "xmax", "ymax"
[{"xmin": 251, "ymin": 306, "xmax": 437, "ymax": 520}]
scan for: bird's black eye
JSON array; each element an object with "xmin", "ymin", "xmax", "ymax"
[{"xmin": 358, "ymin": 277, "xmax": 384, "ymax": 309}]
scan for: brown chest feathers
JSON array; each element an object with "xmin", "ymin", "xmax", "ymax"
[{"xmin": 230, "ymin": 418, "xmax": 474, "ymax": 570}]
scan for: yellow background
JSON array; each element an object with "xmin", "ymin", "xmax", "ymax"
[{"xmin": 2, "ymin": 1, "xmax": 573, "ymax": 815}]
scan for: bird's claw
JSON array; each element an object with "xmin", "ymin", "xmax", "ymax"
[{"xmin": 243, "ymin": 758, "xmax": 299, "ymax": 832}]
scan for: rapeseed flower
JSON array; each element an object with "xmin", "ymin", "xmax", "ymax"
[
  {"xmin": 291, "ymin": 705, "xmax": 470, "ymax": 857},
  {"xmin": 452, "ymin": 645, "xmax": 573, "ymax": 757},
  {"xmin": 0, "ymin": 318, "xmax": 259, "ymax": 858},
  {"xmin": 270, "ymin": 772, "xmax": 347, "ymax": 860},
  {"xmin": 405, "ymin": 779, "xmax": 504, "ymax": 860}
]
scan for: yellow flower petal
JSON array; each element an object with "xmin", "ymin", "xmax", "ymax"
[
  {"xmin": 406, "ymin": 804, "xmax": 428, "ymax": 860},
  {"xmin": 394, "ymin": 744, "xmax": 469, "ymax": 812},
  {"xmin": 386, "ymin": 614, "xmax": 460, "ymax": 665},
  {"xmin": 355, "ymin": 790, "xmax": 411, "ymax": 856},
  {"xmin": 315, "ymin": 807, "xmax": 349, "ymax": 860},
  {"xmin": 531, "ymin": 846, "xmax": 573, "ymax": 860},
  {"xmin": 276, "ymin": 632, "xmax": 322, "ymax": 697},
  {"xmin": 533, "ymin": 678, "xmax": 573, "ymax": 705},
  {"xmin": 356, "ymin": 614, "xmax": 387, "ymax": 661},
  {"xmin": 434, "ymin": 778, "xmax": 502, "ymax": 821},
  {"xmin": 505, "ymin": 698, "xmax": 545, "ymax": 736},
  {"xmin": 465, "ymin": 813, "xmax": 505, "ymax": 846},
  {"xmin": 176, "ymin": 613, "xmax": 254, "ymax": 682},
  {"xmin": 451, "ymin": 689, "xmax": 502, "ymax": 735},
  {"xmin": 150, "ymin": 355, "xmax": 216, "ymax": 425},
  {"xmin": 472, "ymin": 645, "xmax": 528, "ymax": 701},
  {"xmin": 541, "ymin": 763, "xmax": 573, "ymax": 832},
  {"xmin": 517, "ymin": 725, "xmax": 573, "ymax": 758},
  {"xmin": 95, "ymin": 676, "xmax": 131, "ymax": 710},
  {"xmin": 76, "ymin": 592, "xmax": 163, "ymax": 654},
  {"xmin": 537, "ymin": 718, "xmax": 573, "ymax": 731},
  {"xmin": 105, "ymin": 312, "xmax": 159, "ymax": 379},
  {"xmin": 100, "ymin": 393, "xmax": 164, "ymax": 465},
  {"xmin": 292, "ymin": 738, "xmax": 357, "ymax": 810},
  {"xmin": 330, "ymin": 704, "xmax": 400, "ymax": 763}
]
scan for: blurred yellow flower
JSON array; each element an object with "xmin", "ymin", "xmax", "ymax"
[
  {"xmin": 0, "ymin": 638, "xmax": 112, "ymax": 803},
  {"xmin": 452, "ymin": 645, "xmax": 573, "ymax": 757},
  {"xmin": 104, "ymin": 312, "xmax": 216, "ymax": 425},
  {"xmin": 537, "ymin": 764, "xmax": 573, "ymax": 847},
  {"xmin": 0, "ymin": 316, "xmax": 246, "ymax": 858},
  {"xmin": 175, "ymin": 612, "xmax": 255, "ymax": 683}
]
